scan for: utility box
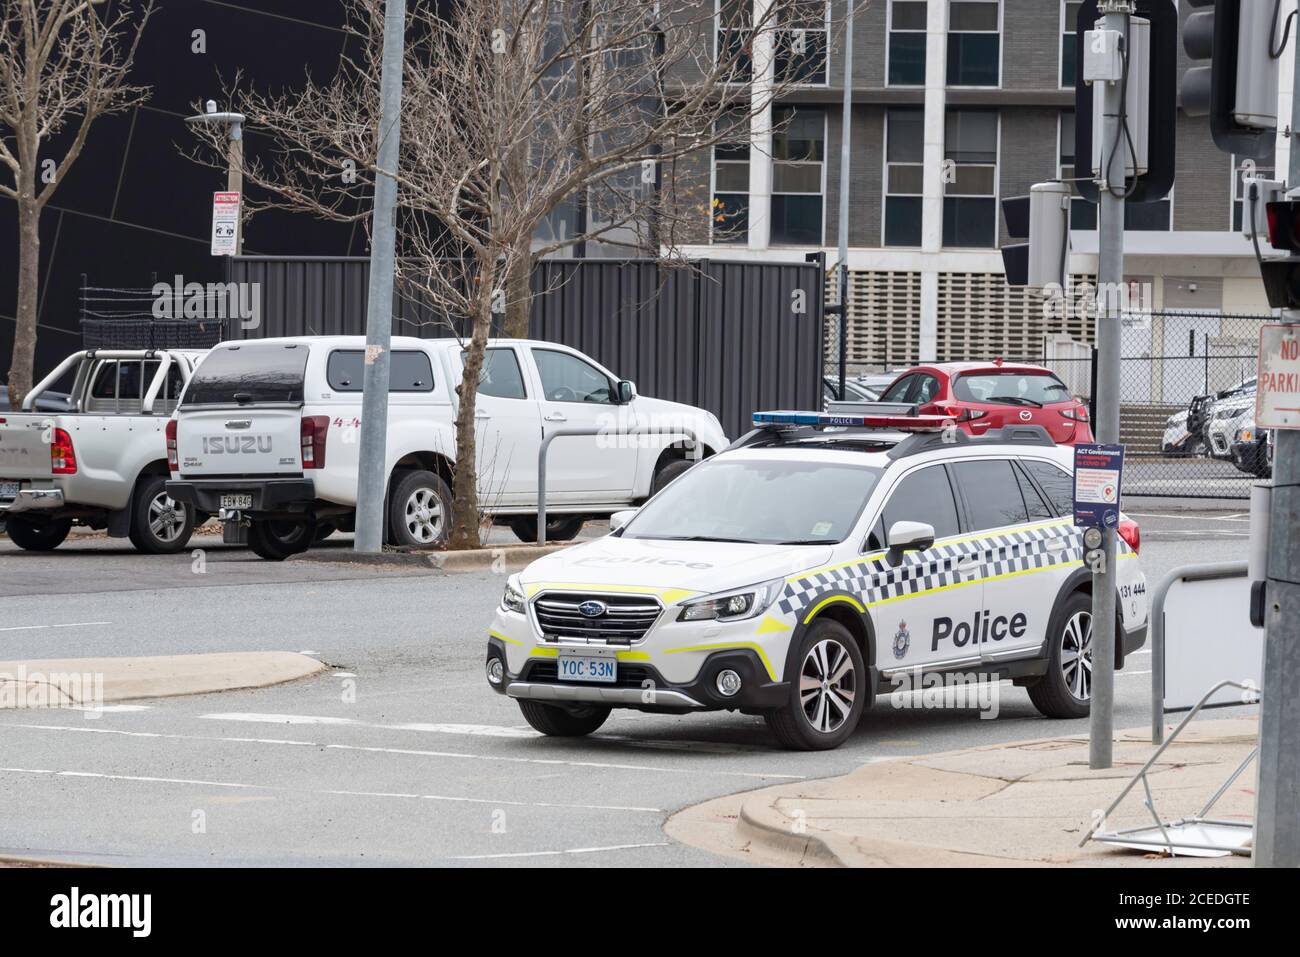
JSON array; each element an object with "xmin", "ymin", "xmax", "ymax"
[
  {"xmin": 1092, "ymin": 15, "xmax": 1151, "ymax": 182},
  {"xmin": 1236, "ymin": 1, "xmax": 1280, "ymax": 130},
  {"xmin": 1028, "ymin": 182, "xmax": 1071, "ymax": 292}
]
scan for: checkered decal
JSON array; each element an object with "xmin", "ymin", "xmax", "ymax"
[{"xmin": 776, "ymin": 522, "xmax": 1085, "ymax": 618}]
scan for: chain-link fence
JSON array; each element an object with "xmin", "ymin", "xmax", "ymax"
[
  {"xmin": 79, "ymin": 276, "xmax": 226, "ymax": 350},
  {"xmin": 820, "ymin": 307, "xmax": 1268, "ymax": 499}
]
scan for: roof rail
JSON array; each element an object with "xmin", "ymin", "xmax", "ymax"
[{"xmin": 887, "ymin": 424, "xmax": 1056, "ymax": 459}]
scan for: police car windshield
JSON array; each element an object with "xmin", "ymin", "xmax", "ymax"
[{"xmin": 623, "ymin": 458, "xmax": 882, "ymax": 545}]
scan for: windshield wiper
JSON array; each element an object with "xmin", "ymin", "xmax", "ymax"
[
  {"xmin": 643, "ymin": 535, "xmax": 761, "ymax": 544},
  {"xmin": 985, "ymin": 396, "xmax": 1043, "ymax": 408},
  {"xmin": 774, "ymin": 539, "xmax": 839, "ymax": 545}
]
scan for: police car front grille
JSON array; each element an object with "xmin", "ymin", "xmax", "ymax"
[{"xmin": 533, "ymin": 593, "xmax": 662, "ymax": 643}]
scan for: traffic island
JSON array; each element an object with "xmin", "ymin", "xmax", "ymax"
[
  {"xmin": 287, "ymin": 542, "xmax": 575, "ymax": 572},
  {"xmin": 665, "ymin": 718, "xmax": 1258, "ymax": 868},
  {"xmin": 0, "ymin": 651, "xmax": 327, "ymax": 707}
]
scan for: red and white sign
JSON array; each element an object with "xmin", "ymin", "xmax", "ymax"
[
  {"xmin": 210, "ymin": 191, "xmax": 241, "ymax": 256},
  {"xmin": 1257, "ymin": 324, "xmax": 1300, "ymax": 430}
]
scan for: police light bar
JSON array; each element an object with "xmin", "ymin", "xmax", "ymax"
[{"xmin": 752, "ymin": 411, "xmax": 953, "ymax": 432}]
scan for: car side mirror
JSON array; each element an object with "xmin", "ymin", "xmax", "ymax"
[
  {"xmin": 617, "ymin": 380, "xmax": 637, "ymax": 404},
  {"xmin": 887, "ymin": 520, "xmax": 935, "ymax": 565},
  {"xmin": 609, "ymin": 508, "xmax": 638, "ymax": 533}
]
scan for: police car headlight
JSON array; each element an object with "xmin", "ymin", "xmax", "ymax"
[
  {"xmin": 678, "ymin": 578, "xmax": 785, "ymax": 623},
  {"xmin": 502, "ymin": 575, "xmax": 527, "ymax": 614}
]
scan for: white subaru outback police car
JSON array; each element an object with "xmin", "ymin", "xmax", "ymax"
[{"xmin": 485, "ymin": 410, "xmax": 1148, "ymax": 750}]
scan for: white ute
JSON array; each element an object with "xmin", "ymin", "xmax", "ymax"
[
  {"xmin": 0, "ymin": 349, "xmax": 207, "ymax": 553},
  {"xmin": 165, "ymin": 336, "xmax": 728, "ymax": 560}
]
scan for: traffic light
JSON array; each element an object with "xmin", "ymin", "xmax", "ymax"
[
  {"xmin": 1258, "ymin": 199, "xmax": 1300, "ymax": 309},
  {"xmin": 1074, "ymin": 0, "xmax": 1178, "ymax": 204},
  {"xmin": 1181, "ymin": 0, "xmax": 1279, "ymax": 160},
  {"xmin": 1000, "ymin": 183, "xmax": 1070, "ymax": 290}
]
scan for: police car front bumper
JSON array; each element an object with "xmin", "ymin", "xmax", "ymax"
[{"xmin": 486, "ymin": 635, "xmax": 788, "ymax": 714}]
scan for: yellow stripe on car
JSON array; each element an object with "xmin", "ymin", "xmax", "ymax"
[
  {"xmin": 662, "ymin": 642, "xmax": 778, "ymax": 681},
  {"xmin": 802, "ymin": 594, "xmax": 866, "ymax": 624},
  {"xmin": 489, "ymin": 630, "xmax": 523, "ymax": 646}
]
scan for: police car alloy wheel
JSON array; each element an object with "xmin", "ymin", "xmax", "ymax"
[
  {"xmin": 1027, "ymin": 592, "xmax": 1094, "ymax": 720},
  {"xmin": 766, "ymin": 620, "xmax": 866, "ymax": 751}
]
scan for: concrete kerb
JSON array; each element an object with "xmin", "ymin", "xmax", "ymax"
[{"xmin": 287, "ymin": 542, "xmax": 575, "ymax": 571}]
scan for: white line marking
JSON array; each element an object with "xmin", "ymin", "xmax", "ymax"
[
  {"xmin": 0, "ymin": 620, "xmax": 112, "ymax": 633},
  {"xmin": 1119, "ymin": 669, "xmax": 1152, "ymax": 677},
  {"xmin": 1, "ymin": 722, "xmax": 802, "ymax": 780},
  {"xmin": 389, "ymin": 722, "xmax": 538, "ymax": 738},
  {"xmin": 0, "ymin": 766, "xmax": 661, "ymax": 813},
  {"xmin": 449, "ymin": 842, "xmax": 669, "ymax": 860},
  {"xmin": 203, "ymin": 712, "xmax": 357, "ymax": 726}
]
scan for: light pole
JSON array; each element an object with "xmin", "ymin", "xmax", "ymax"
[{"xmin": 185, "ymin": 100, "xmax": 247, "ymax": 254}]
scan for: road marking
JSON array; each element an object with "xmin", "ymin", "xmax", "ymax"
[
  {"xmin": 448, "ymin": 842, "xmax": 669, "ymax": 860},
  {"xmin": 1, "ymin": 722, "xmax": 803, "ymax": 780},
  {"xmin": 389, "ymin": 722, "xmax": 538, "ymax": 738},
  {"xmin": 1119, "ymin": 669, "xmax": 1152, "ymax": 677},
  {"xmin": 0, "ymin": 766, "xmax": 661, "ymax": 813},
  {"xmin": 203, "ymin": 712, "xmax": 357, "ymax": 726},
  {"xmin": 0, "ymin": 620, "xmax": 112, "ymax": 633}
]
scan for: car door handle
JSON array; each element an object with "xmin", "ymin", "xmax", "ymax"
[
  {"xmin": 956, "ymin": 558, "xmax": 982, "ymax": 575},
  {"xmin": 544, "ymin": 413, "xmax": 567, "ymax": 423}
]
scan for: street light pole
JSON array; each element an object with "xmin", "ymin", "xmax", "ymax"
[
  {"xmin": 185, "ymin": 100, "xmax": 247, "ymax": 253},
  {"xmin": 835, "ymin": 0, "xmax": 854, "ymax": 396},
  {"xmin": 353, "ymin": 0, "xmax": 407, "ymax": 555}
]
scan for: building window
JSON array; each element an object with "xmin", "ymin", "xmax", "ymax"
[
  {"xmin": 716, "ymin": 0, "xmax": 752, "ymax": 83},
  {"xmin": 1060, "ymin": 1, "xmax": 1082, "ymax": 88},
  {"xmin": 775, "ymin": 1, "xmax": 829, "ymax": 85},
  {"xmin": 884, "ymin": 108, "xmax": 924, "ymax": 247},
  {"xmin": 943, "ymin": 110, "xmax": 998, "ymax": 248},
  {"xmin": 888, "ymin": 0, "xmax": 928, "ymax": 86},
  {"xmin": 1233, "ymin": 155, "xmax": 1276, "ymax": 232},
  {"xmin": 712, "ymin": 111, "xmax": 750, "ymax": 244},
  {"xmin": 1058, "ymin": 111, "xmax": 1171, "ymax": 231},
  {"xmin": 771, "ymin": 106, "xmax": 825, "ymax": 244},
  {"xmin": 947, "ymin": 1, "xmax": 1000, "ymax": 87}
]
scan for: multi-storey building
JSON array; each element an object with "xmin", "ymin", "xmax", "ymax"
[{"xmin": 673, "ymin": 0, "xmax": 1275, "ymax": 375}]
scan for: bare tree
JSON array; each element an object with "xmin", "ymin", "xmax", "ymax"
[
  {"xmin": 0, "ymin": 0, "xmax": 154, "ymax": 407},
  {"xmin": 188, "ymin": 0, "xmax": 851, "ymax": 548}
]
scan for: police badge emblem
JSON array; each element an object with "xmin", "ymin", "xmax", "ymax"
[{"xmin": 893, "ymin": 620, "xmax": 910, "ymax": 659}]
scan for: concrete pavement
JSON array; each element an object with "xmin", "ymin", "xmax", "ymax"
[{"xmin": 667, "ymin": 718, "xmax": 1258, "ymax": 867}]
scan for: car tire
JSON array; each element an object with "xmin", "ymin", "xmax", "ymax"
[
  {"xmin": 387, "ymin": 469, "xmax": 452, "ymax": 549},
  {"xmin": 4, "ymin": 516, "xmax": 72, "ymax": 551},
  {"xmin": 650, "ymin": 457, "xmax": 694, "ymax": 495},
  {"xmin": 127, "ymin": 474, "xmax": 195, "ymax": 554},
  {"xmin": 247, "ymin": 518, "xmax": 315, "ymax": 561},
  {"xmin": 516, "ymin": 699, "xmax": 610, "ymax": 737},
  {"xmin": 1028, "ymin": 591, "xmax": 1093, "ymax": 720},
  {"xmin": 765, "ymin": 619, "xmax": 866, "ymax": 751},
  {"xmin": 508, "ymin": 515, "xmax": 586, "ymax": 543},
  {"xmin": 313, "ymin": 523, "xmax": 338, "ymax": 544}
]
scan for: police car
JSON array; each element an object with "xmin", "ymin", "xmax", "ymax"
[{"xmin": 484, "ymin": 410, "xmax": 1148, "ymax": 750}]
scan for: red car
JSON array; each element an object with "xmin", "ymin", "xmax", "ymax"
[{"xmin": 876, "ymin": 361, "xmax": 1094, "ymax": 445}]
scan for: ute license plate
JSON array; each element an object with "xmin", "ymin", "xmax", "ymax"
[
  {"xmin": 557, "ymin": 648, "xmax": 618, "ymax": 684},
  {"xmin": 0, "ymin": 482, "xmax": 19, "ymax": 500},
  {"xmin": 220, "ymin": 493, "xmax": 253, "ymax": 509}
]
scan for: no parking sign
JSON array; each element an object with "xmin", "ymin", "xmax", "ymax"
[{"xmin": 1074, "ymin": 443, "xmax": 1124, "ymax": 529}]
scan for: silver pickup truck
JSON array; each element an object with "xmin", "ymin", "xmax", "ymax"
[{"xmin": 0, "ymin": 349, "xmax": 207, "ymax": 553}]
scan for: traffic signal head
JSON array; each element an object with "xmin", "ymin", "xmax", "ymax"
[
  {"xmin": 1000, "ymin": 184, "xmax": 1070, "ymax": 291},
  {"xmin": 1265, "ymin": 201, "xmax": 1300, "ymax": 252},
  {"xmin": 1181, "ymin": 0, "xmax": 1278, "ymax": 160},
  {"xmin": 1258, "ymin": 257, "xmax": 1300, "ymax": 310}
]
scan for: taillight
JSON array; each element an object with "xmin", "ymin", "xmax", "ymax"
[
  {"xmin": 301, "ymin": 415, "xmax": 329, "ymax": 469},
  {"xmin": 166, "ymin": 419, "xmax": 179, "ymax": 472},
  {"xmin": 51, "ymin": 427, "xmax": 77, "ymax": 474},
  {"xmin": 1060, "ymin": 405, "xmax": 1090, "ymax": 422},
  {"xmin": 932, "ymin": 404, "xmax": 987, "ymax": 422},
  {"xmin": 1118, "ymin": 518, "xmax": 1141, "ymax": 555}
]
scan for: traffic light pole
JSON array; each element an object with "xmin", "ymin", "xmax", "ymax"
[
  {"xmin": 1254, "ymin": 28, "xmax": 1300, "ymax": 870},
  {"xmin": 1088, "ymin": 3, "xmax": 1132, "ymax": 771}
]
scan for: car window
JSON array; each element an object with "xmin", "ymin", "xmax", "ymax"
[
  {"xmin": 532, "ymin": 349, "xmax": 614, "ymax": 404},
  {"xmin": 1013, "ymin": 462, "xmax": 1053, "ymax": 521},
  {"xmin": 953, "ymin": 460, "xmax": 1030, "ymax": 530},
  {"xmin": 90, "ymin": 361, "xmax": 120, "ymax": 399},
  {"xmin": 880, "ymin": 374, "xmax": 916, "ymax": 403},
  {"xmin": 878, "ymin": 464, "xmax": 961, "ymax": 545},
  {"xmin": 952, "ymin": 371, "xmax": 1071, "ymax": 406},
  {"xmin": 1021, "ymin": 459, "xmax": 1074, "ymax": 517},
  {"xmin": 182, "ymin": 342, "xmax": 308, "ymax": 406},
  {"xmin": 914, "ymin": 374, "xmax": 940, "ymax": 403},
  {"xmin": 476, "ymin": 348, "xmax": 527, "ymax": 399},
  {"xmin": 326, "ymin": 350, "xmax": 434, "ymax": 393},
  {"xmin": 91, "ymin": 360, "xmax": 150, "ymax": 400}
]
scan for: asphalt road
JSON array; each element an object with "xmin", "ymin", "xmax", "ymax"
[{"xmin": 0, "ymin": 510, "xmax": 1253, "ymax": 866}]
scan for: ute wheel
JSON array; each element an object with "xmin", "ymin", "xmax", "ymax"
[
  {"xmin": 387, "ymin": 470, "xmax": 452, "ymax": 549},
  {"xmin": 650, "ymin": 457, "xmax": 694, "ymax": 495},
  {"xmin": 4, "ymin": 516, "xmax": 72, "ymax": 551},
  {"xmin": 313, "ymin": 523, "xmax": 338, "ymax": 544},
  {"xmin": 128, "ymin": 474, "xmax": 195, "ymax": 554},
  {"xmin": 765, "ymin": 619, "xmax": 866, "ymax": 751},
  {"xmin": 509, "ymin": 515, "xmax": 586, "ymax": 543},
  {"xmin": 516, "ymin": 699, "xmax": 610, "ymax": 737},
  {"xmin": 1028, "ymin": 591, "xmax": 1093, "ymax": 720},
  {"xmin": 247, "ymin": 518, "xmax": 315, "ymax": 562}
]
